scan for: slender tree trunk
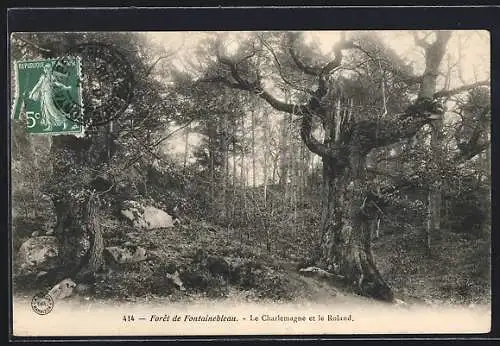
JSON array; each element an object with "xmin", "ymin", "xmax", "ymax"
[
  {"xmin": 250, "ymin": 108, "xmax": 257, "ymax": 234},
  {"xmin": 208, "ymin": 121, "xmax": 216, "ymax": 221},
  {"xmin": 240, "ymin": 112, "xmax": 247, "ymax": 230},
  {"xmin": 290, "ymin": 138, "xmax": 297, "ymax": 238},
  {"xmin": 428, "ymin": 119, "xmax": 443, "ymax": 250},
  {"xmin": 183, "ymin": 123, "xmax": 190, "ymax": 172},
  {"xmin": 263, "ymin": 109, "xmax": 269, "ymax": 206},
  {"xmin": 222, "ymin": 115, "xmax": 228, "ymax": 222},
  {"xmin": 272, "ymin": 153, "xmax": 279, "ymax": 185},
  {"xmin": 298, "ymin": 142, "xmax": 305, "ymax": 234},
  {"xmin": 263, "ymin": 109, "xmax": 270, "ymax": 251},
  {"xmin": 106, "ymin": 121, "xmax": 113, "ymax": 161},
  {"xmin": 251, "ymin": 108, "xmax": 256, "ymax": 189},
  {"xmin": 426, "ymin": 190, "xmax": 432, "ymax": 249},
  {"xmin": 30, "ymin": 183, "xmax": 39, "ymax": 218},
  {"xmin": 232, "ymin": 118, "xmax": 237, "ymax": 221},
  {"xmin": 279, "ymin": 116, "xmax": 289, "ymax": 187}
]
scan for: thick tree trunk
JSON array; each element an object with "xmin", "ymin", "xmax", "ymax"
[
  {"xmin": 322, "ymin": 156, "xmax": 393, "ymax": 301},
  {"xmin": 49, "ymin": 135, "xmax": 106, "ymax": 283},
  {"xmin": 53, "ymin": 192, "xmax": 104, "ymax": 282}
]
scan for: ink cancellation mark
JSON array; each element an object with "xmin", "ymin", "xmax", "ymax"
[
  {"xmin": 12, "ymin": 43, "xmax": 133, "ymax": 134},
  {"xmin": 61, "ymin": 42, "xmax": 134, "ymax": 127},
  {"xmin": 31, "ymin": 293, "xmax": 54, "ymax": 316}
]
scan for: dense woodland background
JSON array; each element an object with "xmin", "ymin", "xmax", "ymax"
[{"xmin": 11, "ymin": 31, "xmax": 490, "ymax": 306}]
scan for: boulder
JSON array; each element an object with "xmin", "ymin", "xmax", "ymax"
[
  {"xmin": 104, "ymin": 246, "xmax": 148, "ymax": 264},
  {"xmin": 17, "ymin": 236, "xmax": 60, "ymax": 273},
  {"xmin": 121, "ymin": 201, "xmax": 174, "ymax": 230},
  {"xmin": 142, "ymin": 206, "xmax": 175, "ymax": 228},
  {"xmin": 48, "ymin": 278, "xmax": 76, "ymax": 299},
  {"xmin": 166, "ymin": 270, "xmax": 185, "ymax": 291}
]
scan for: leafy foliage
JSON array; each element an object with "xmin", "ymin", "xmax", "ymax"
[{"xmin": 11, "ymin": 31, "xmax": 490, "ymax": 306}]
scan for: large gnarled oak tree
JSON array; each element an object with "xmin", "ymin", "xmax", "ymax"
[{"xmin": 205, "ymin": 30, "xmax": 488, "ymax": 301}]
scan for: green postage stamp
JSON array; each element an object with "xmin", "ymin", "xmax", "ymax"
[{"xmin": 11, "ymin": 58, "xmax": 84, "ymax": 135}]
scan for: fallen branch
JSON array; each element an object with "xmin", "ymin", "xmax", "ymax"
[
  {"xmin": 434, "ymin": 80, "xmax": 489, "ymax": 98},
  {"xmin": 299, "ymin": 266, "xmax": 345, "ymax": 281}
]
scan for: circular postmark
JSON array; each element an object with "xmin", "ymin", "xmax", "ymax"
[
  {"xmin": 51, "ymin": 42, "xmax": 134, "ymax": 127},
  {"xmin": 31, "ymin": 292, "xmax": 54, "ymax": 315}
]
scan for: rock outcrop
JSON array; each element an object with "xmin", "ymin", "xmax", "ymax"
[
  {"xmin": 121, "ymin": 201, "xmax": 175, "ymax": 230},
  {"xmin": 17, "ymin": 236, "xmax": 60, "ymax": 273},
  {"xmin": 48, "ymin": 278, "xmax": 77, "ymax": 299}
]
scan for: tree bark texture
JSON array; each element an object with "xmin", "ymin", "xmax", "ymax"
[
  {"xmin": 49, "ymin": 132, "xmax": 108, "ymax": 283},
  {"xmin": 212, "ymin": 30, "xmax": 457, "ymax": 301},
  {"xmin": 322, "ymin": 157, "xmax": 393, "ymax": 301}
]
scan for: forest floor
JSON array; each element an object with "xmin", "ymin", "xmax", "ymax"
[{"xmin": 13, "ymin": 214, "xmax": 491, "ymax": 310}]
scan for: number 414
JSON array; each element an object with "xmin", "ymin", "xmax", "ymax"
[{"xmin": 123, "ymin": 315, "xmax": 135, "ymax": 322}]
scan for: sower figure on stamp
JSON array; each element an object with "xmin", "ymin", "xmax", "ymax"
[{"xmin": 28, "ymin": 63, "xmax": 72, "ymax": 131}]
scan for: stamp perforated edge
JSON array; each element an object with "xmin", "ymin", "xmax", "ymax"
[
  {"xmin": 10, "ymin": 57, "xmax": 86, "ymax": 137},
  {"xmin": 52, "ymin": 55, "xmax": 86, "ymax": 137},
  {"xmin": 10, "ymin": 59, "xmax": 21, "ymax": 120}
]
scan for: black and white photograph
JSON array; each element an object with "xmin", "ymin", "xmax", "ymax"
[{"xmin": 10, "ymin": 28, "xmax": 491, "ymax": 335}]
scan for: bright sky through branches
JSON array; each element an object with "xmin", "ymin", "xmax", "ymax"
[
  {"xmin": 145, "ymin": 30, "xmax": 490, "ymax": 185},
  {"xmin": 148, "ymin": 30, "xmax": 489, "ymax": 89}
]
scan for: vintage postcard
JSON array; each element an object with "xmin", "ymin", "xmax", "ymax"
[{"xmin": 10, "ymin": 29, "xmax": 491, "ymax": 337}]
